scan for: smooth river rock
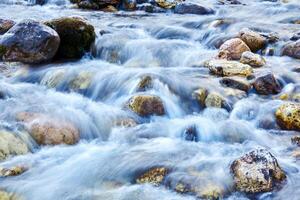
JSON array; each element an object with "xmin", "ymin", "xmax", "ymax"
[
  {"xmin": 16, "ymin": 112, "xmax": 80, "ymax": 145},
  {"xmin": 174, "ymin": 3, "xmax": 214, "ymax": 15},
  {"xmin": 282, "ymin": 40, "xmax": 300, "ymax": 59},
  {"xmin": 0, "ymin": 19, "xmax": 60, "ymax": 64},
  {"xmin": 128, "ymin": 95, "xmax": 165, "ymax": 117},
  {"xmin": 238, "ymin": 28, "xmax": 267, "ymax": 52},
  {"xmin": 218, "ymin": 38, "xmax": 251, "ymax": 60},
  {"xmin": 0, "ymin": 19, "xmax": 15, "ymax": 35}
]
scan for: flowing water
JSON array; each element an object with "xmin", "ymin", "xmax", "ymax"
[{"xmin": 0, "ymin": 0, "xmax": 300, "ymax": 199}]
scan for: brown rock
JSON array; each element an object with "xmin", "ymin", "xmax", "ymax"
[
  {"xmin": 128, "ymin": 95, "xmax": 165, "ymax": 117},
  {"xmin": 253, "ymin": 73, "xmax": 281, "ymax": 95},
  {"xmin": 282, "ymin": 40, "xmax": 300, "ymax": 59},
  {"xmin": 16, "ymin": 112, "xmax": 80, "ymax": 145},
  {"xmin": 0, "ymin": 19, "xmax": 15, "ymax": 35},
  {"xmin": 239, "ymin": 28, "xmax": 267, "ymax": 52},
  {"xmin": 218, "ymin": 38, "xmax": 251, "ymax": 60}
]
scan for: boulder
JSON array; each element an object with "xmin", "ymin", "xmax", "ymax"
[
  {"xmin": 0, "ymin": 20, "xmax": 60, "ymax": 64},
  {"xmin": 240, "ymin": 51, "xmax": 266, "ymax": 67},
  {"xmin": 0, "ymin": 130, "xmax": 29, "ymax": 160},
  {"xmin": 282, "ymin": 40, "xmax": 300, "ymax": 59},
  {"xmin": 204, "ymin": 59, "xmax": 253, "ymax": 77},
  {"xmin": 0, "ymin": 19, "xmax": 15, "ymax": 35},
  {"xmin": 220, "ymin": 77, "xmax": 250, "ymax": 92},
  {"xmin": 45, "ymin": 16, "xmax": 95, "ymax": 59},
  {"xmin": 253, "ymin": 73, "xmax": 281, "ymax": 95},
  {"xmin": 218, "ymin": 38, "xmax": 251, "ymax": 60},
  {"xmin": 275, "ymin": 103, "xmax": 300, "ymax": 131},
  {"xmin": 135, "ymin": 167, "xmax": 169, "ymax": 186},
  {"xmin": 174, "ymin": 3, "xmax": 214, "ymax": 15},
  {"xmin": 128, "ymin": 95, "xmax": 165, "ymax": 117},
  {"xmin": 123, "ymin": 0, "xmax": 136, "ymax": 10},
  {"xmin": 16, "ymin": 112, "xmax": 80, "ymax": 145},
  {"xmin": 231, "ymin": 149, "xmax": 286, "ymax": 193},
  {"xmin": 238, "ymin": 28, "xmax": 267, "ymax": 52}
]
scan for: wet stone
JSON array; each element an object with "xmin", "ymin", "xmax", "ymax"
[
  {"xmin": 218, "ymin": 38, "xmax": 251, "ymax": 60},
  {"xmin": 136, "ymin": 76, "xmax": 153, "ymax": 92},
  {"xmin": 0, "ymin": 166, "xmax": 27, "ymax": 177},
  {"xmin": 231, "ymin": 149, "xmax": 286, "ymax": 193},
  {"xmin": 238, "ymin": 28, "xmax": 267, "ymax": 52},
  {"xmin": 182, "ymin": 125, "xmax": 198, "ymax": 142},
  {"xmin": 220, "ymin": 77, "xmax": 250, "ymax": 92},
  {"xmin": 291, "ymin": 136, "xmax": 300, "ymax": 146},
  {"xmin": 253, "ymin": 73, "xmax": 281, "ymax": 95},
  {"xmin": 0, "ymin": 19, "xmax": 15, "ymax": 35},
  {"xmin": 128, "ymin": 95, "xmax": 165, "ymax": 117},
  {"xmin": 275, "ymin": 103, "xmax": 300, "ymax": 131},
  {"xmin": 240, "ymin": 51, "xmax": 266, "ymax": 68},
  {"xmin": 135, "ymin": 167, "xmax": 169, "ymax": 186}
]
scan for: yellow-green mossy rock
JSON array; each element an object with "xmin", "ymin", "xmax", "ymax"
[
  {"xmin": 275, "ymin": 103, "xmax": 300, "ymax": 131},
  {"xmin": 16, "ymin": 112, "xmax": 80, "ymax": 145},
  {"xmin": 204, "ymin": 59, "xmax": 253, "ymax": 77},
  {"xmin": 136, "ymin": 167, "xmax": 168, "ymax": 186},
  {"xmin": 45, "ymin": 16, "xmax": 95, "ymax": 59},
  {"xmin": 205, "ymin": 92, "xmax": 225, "ymax": 108},
  {"xmin": 128, "ymin": 95, "xmax": 165, "ymax": 117},
  {"xmin": 231, "ymin": 149, "xmax": 286, "ymax": 193},
  {"xmin": 155, "ymin": 0, "xmax": 181, "ymax": 9},
  {"xmin": 218, "ymin": 38, "xmax": 251, "ymax": 60},
  {"xmin": 69, "ymin": 71, "xmax": 93, "ymax": 91},
  {"xmin": 0, "ymin": 190, "xmax": 21, "ymax": 200},
  {"xmin": 192, "ymin": 88, "xmax": 208, "ymax": 107},
  {"xmin": 0, "ymin": 130, "xmax": 29, "ymax": 161}
]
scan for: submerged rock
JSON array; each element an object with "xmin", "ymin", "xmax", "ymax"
[
  {"xmin": 182, "ymin": 125, "xmax": 198, "ymax": 142},
  {"xmin": 174, "ymin": 3, "xmax": 214, "ymax": 15},
  {"xmin": 136, "ymin": 76, "xmax": 153, "ymax": 92},
  {"xmin": 128, "ymin": 95, "xmax": 165, "ymax": 117},
  {"xmin": 231, "ymin": 149, "xmax": 286, "ymax": 193},
  {"xmin": 253, "ymin": 73, "xmax": 281, "ymax": 95},
  {"xmin": 204, "ymin": 59, "xmax": 253, "ymax": 77},
  {"xmin": 275, "ymin": 103, "xmax": 300, "ymax": 131},
  {"xmin": 291, "ymin": 135, "xmax": 300, "ymax": 146},
  {"xmin": 282, "ymin": 40, "xmax": 300, "ymax": 59},
  {"xmin": 0, "ymin": 130, "xmax": 29, "ymax": 161},
  {"xmin": 136, "ymin": 167, "xmax": 169, "ymax": 186},
  {"xmin": 45, "ymin": 16, "xmax": 95, "ymax": 59},
  {"xmin": 238, "ymin": 28, "xmax": 267, "ymax": 52},
  {"xmin": 192, "ymin": 88, "xmax": 208, "ymax": 107},
  {"xmin": 218, "ymin": 38, "xmax": 251, "ymax": 60},
  {"xmin": 240, "ymin": 51, "xmax": 266, "ymax": 67},
  {"xmin": 16, "ymin": 112, "xmax": 80, "ymax": 145},
  {"xmin": 205, "ymin": 92, "xmax": 226, "ymax": 108},
  {"xmin": 220, "ymin": 77, "xmax": 250, "ymax": 92},
  {"xmin": 0, "ymin": 19, "xmax": 15, "ymax": 35},
  {"xmin": 69, "ymin": 71, "xmax": 93, "ymax": 91},
  {"xmin": 0, "ymin": 190, "xmax": 20, "ymax": 200},
  {"xmin": 0, "ymin": 20, "xmax": 60, "ymax": 64},
  {"xmin": 0, "ymin": 166, "xmax": 27, "ymax": 177}
]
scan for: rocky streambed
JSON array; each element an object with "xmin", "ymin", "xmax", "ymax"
[{"xmin": 0, "ymin": 0, "xmax": 300, "ymax": 199}]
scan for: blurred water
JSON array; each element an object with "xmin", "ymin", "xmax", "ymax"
[{"xmin": 0, "ymin": 0, "xmax": 300, "ymax": 199}]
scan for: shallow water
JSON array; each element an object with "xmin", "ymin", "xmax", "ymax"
[{"xmin": 0, "ymin": 0, "xmax": 300, "ymax": 199}]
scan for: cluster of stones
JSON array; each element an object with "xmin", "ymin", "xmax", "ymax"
[
  {"xmin": 0, "ymin": 16, "xmax": 96, "ymax": 64},
  {"xmin": 69, "ymin": 0, "xmax": 215, "ymax": 15}
]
